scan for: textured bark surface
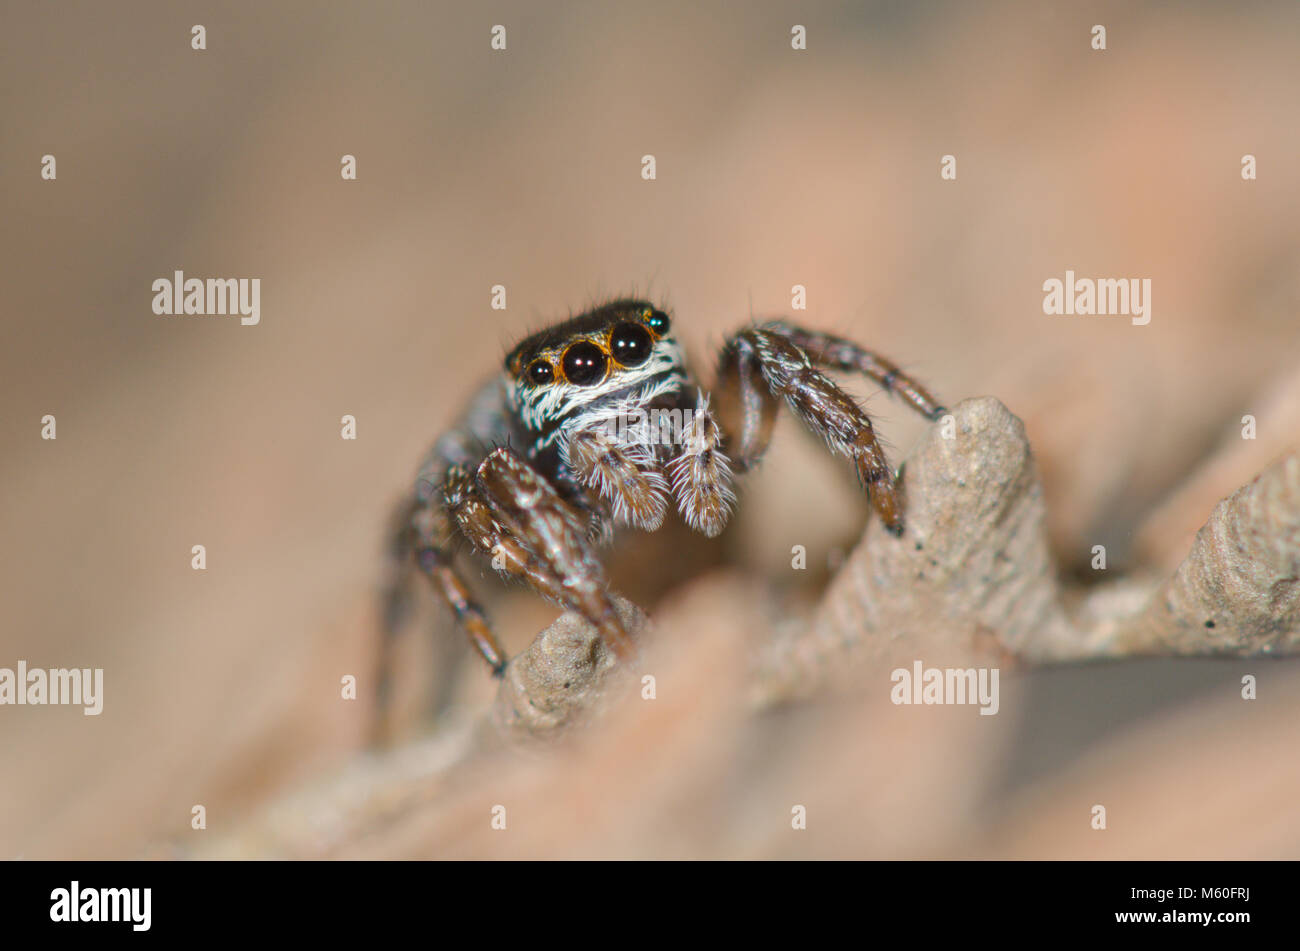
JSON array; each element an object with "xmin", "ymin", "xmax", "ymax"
[
  {"xmin": 491, "ymin": 596, "xmax": 648, "ymax": 744},
  {"xmin": 481, "ymin": 397, "xmax": 1299, "ymax": 717},
  {"xmin": 1112, "ymin": 454, "xmax": 1300, "ymax": 657},
  {"xmin": 194, "ymin": 396, "xmax": 1300, "ymax": 859},
  {"xmin": 757, "ymin": 398, "xmax": 1075, "ymax": 703}
]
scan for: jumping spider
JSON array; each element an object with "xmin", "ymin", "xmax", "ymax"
[{"xmin": 382, "ymin": 299, "xmax": 946, "ymax": 679}]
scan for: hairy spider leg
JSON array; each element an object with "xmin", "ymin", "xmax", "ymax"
[
  {"xmin": 373, "ymin": 482, "xmax": 509, "ymax": 743},
  {"xmin": 472, "ymin": 447, "xmax": 637, "ymax": 662},
  {"xmin": 714, "ymin": 326, "xmax": 908, "ymax": 535},
  {"xmin": 759, "ymin": 320, "xmax": 949, "ymax": 422}
]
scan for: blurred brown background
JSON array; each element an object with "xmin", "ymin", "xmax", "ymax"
[{"xmin": 2, "ymin": 0, "xmax": 1298, "ymax": 859}]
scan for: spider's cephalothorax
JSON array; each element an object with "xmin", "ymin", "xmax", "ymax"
[{"xmin": 381, "ymin": 298, "xmax": 947, "ymax": 688}]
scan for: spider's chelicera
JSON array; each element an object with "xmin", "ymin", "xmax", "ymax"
[{"xmin": 383, "ymin": 299, "xmax": 946, "ymax": 676}]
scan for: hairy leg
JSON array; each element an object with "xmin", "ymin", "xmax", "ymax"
[
  {"xmin": 759, "ymin": 320, "xmax": 948, "ymax": 421},
  {"xmin": 715, "ymin": 327, "xmax": 907, "ymax": 535},
  {"xmin": 473, "ymin": 447, "xmax": 637, "ymax": 662},
  {"xmin": 374, "ymin": 378, "xmax": 531, "ymax": 736},
  {"xmin": 373, "ymin": 476, "xmax": 509, "ymax": 743},
  {"xmin": 713, "ymin": 337, "xmax": 780, "ymax": 473},
  {"xmin": 380, "ymin": 411, "xmax": 513, "ymax": 675},
  {"xmin": 448, "ymin": 467, "xmax": 598, "ymax": 606}
]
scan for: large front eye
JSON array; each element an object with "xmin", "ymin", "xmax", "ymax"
[
  {"xmin": 562, "ymin": 341, "xmax": 608, "ymax": 385},
  {"xmin": 610, "ymin": 322, "xmax": 653, "ymax": 367}
]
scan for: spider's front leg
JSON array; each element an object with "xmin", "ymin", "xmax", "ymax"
[
  {"xmin": 463, "ymin": 447, "xmax": 638, "ymax": 663},
  {"xmin": 714, "ymin": 326, "xmax": 927, "ymax": 535},
  {"xmin": 759, "ymin": 321, "xmax": 948, "ymax": 422}
]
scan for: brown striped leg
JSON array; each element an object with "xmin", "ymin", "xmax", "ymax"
[
  {"xmin": 418, "ymin": 468, "xmax": 509, "ymax": 674},
  {"xmin": 713, "ymin": 335, "xmax": 780, "ymax": 473},
  {"xmin": 473, "ymin": 448, "xmax": 637, "ymax": 662},
  {"xmin": 717, "ymin": 327, "xmax": 907, "ymax": 535},
  {"xmin": 379, "ymin": 432, "xmax": 506, "ymax": 679},
  {"xmin": 447, "ymin": 469, "xmax": 586, "ymax": 605},
  {"xmin": 373, "ymin": 482, "xmax": 507, "ymax": 745},
  {"xmin": 759, "ymin": 320, "xmax": 948, "ymax": 421}
]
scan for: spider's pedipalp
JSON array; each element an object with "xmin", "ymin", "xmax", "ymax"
[
  {"xmin": 566, "ymin": 428, "xmax": 670, "ymax": 531},
  {"xmin": 666, "ymin": 391, "xmax": 736, "ymax": 538}
]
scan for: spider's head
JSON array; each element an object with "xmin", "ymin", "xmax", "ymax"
[{"xmin": 503, "ymin": 299, "xmax": 685, "ymax": 435}]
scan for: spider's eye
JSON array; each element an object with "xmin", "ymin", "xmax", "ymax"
[
  {"xmin": 527, "ymin": 360, "xmax": 555, "ymax": 385},
  {"xmin": 643, "ymin": 308, "xmax": 670, "ymax": 334},
  {"xmin": 562, "ymin": 341, "xmax": 608, "ymax": 386},
  {"xmin": 609, "ymin": 322, "xmax": 653, "ymax": 367}
]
